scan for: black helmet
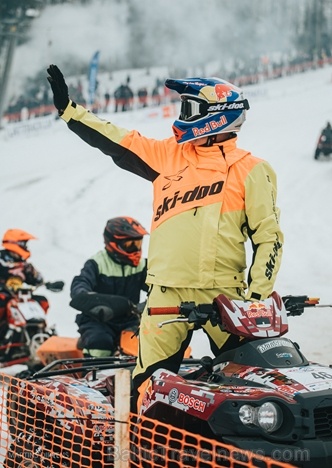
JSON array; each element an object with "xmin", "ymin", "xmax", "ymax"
[{"xmin": 103, "ymin": 217, "xmax": 148, "ymax": 267}]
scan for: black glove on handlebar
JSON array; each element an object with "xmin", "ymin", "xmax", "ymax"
[
  {"xmin": 282, "ymin": 295, "xmax": 309, "ymax": 316},
  {"xmin": 45, "ymin": 281, "xmax": 65, "ymax": 292},
  {"xmin": 87, "ymin": 305, "xmax": 114, "ymax": 322},
  {"xmin": 134, "ymin": 301, "xmax": 146, "ymax": 315},
  {"xmin": 70, "ymin": 292, "xmax": 134, "ymax": 322},
  {"xmin": 47, "ymin": 64, "xmax": 70, "ymax": 113},
  {"xmin": 185, "ymin": 304, "xmax": 219, "ymax": 327}
]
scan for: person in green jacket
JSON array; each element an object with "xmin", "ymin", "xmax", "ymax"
[{"xmin": 69, "ymin": 217, "xmax": 148, "ymax": 358}]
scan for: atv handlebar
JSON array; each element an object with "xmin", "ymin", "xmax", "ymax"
[
  {"xmin": 0, "ymin": 280, "xmax": 65, "ymax": 296},
  {"xmin": 281, "ymin": 295, "xmax": 320, "ymax": 315},
  {"xmin": 44, "ymin": 281, "xmax": 65, "ymax": 292},
  {"xmin": 149, "ymin": 294, "xmax": 331, "ymax": 328},
  {"xmin": 149, "ymin": 302, "xmax": 218, "ymax": 328}
]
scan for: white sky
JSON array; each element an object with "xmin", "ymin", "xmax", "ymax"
[
  {"xmin": 1, "ymin": 64, "xmax": 332, "ymax": 369},
  {"xmin": 7, "ymin": 0, "xmax": 296, "ymax": 101}
]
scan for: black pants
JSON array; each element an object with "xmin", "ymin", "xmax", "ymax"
[{"xmin": 75, "ymin": 313, "xmax": 139, "ymax": 354}]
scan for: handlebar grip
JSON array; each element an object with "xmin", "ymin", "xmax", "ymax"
[{"xmin": 148, "ymin": 307, "xmax": 180, "ymax": 316}]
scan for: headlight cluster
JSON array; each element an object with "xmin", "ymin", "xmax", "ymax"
[{"xmin": 239, "ymin": 402, "xmax": 283, "ymax": 433}]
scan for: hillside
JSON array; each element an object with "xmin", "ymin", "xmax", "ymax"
[{"xmin": 1, "ymin": 64, "xmax": 332, "ymax": 363}]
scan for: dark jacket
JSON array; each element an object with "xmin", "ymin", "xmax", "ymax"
[
  {"xmin": 70, "ymin": 250, "xmax": 148, "ymax": 352},
  {"xmin": 70, "ymin": 249, "xmax": 148, "ymax": 306},
  {"xmin": 322, "ymin": 124, "xmax": 332, "ymax": 145},
  {"xmin": 0, "ymin": 249, "xmax": 43, "ymax": 287}
]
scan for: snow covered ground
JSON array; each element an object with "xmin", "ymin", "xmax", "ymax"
[{"xmin": 1, "ymin": 64, "xmax": 332, "ymax": 374}]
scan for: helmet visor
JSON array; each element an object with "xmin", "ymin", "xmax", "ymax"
[
  {"xmin": 6, "ymin": 240, "xmax": 28, "ymax": 248},
  {"xmin": 119, "ymin": 239, "xmax": 143, "ymax": 253},
  {"xmin": 16, "ymin": 240, "xmax": 28, "ymax": 249}
]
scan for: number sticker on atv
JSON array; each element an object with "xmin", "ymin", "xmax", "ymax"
[{"xmin": 18, "ymin": 302, "xmax": 46, "ymax": 321}]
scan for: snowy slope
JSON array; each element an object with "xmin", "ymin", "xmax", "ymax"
[{"xmin": 1, "ymin": 65, "xmax": 332, "ymax": 366}]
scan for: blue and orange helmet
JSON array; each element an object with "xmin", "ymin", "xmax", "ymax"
[{"xmin": 165, "ymin": 77, "xmax": 250, "ymax": 144}]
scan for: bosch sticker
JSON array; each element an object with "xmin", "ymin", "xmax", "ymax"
[{"xmin": 177, "ymin": 392, "xmax": 206, "ymax": 412}]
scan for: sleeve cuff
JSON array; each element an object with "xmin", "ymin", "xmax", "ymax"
[
  {"xmin": 60, "ymin": 100, "xmax": 77, "ymax": 122},
  {"xmin": 245, "ymin": 292, "xmax": 262, "ymax": 301}
]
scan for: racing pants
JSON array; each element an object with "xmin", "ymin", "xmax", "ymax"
[{"xmin": 132, "ymin": 285, "xmax": 245, "ymax": 413}]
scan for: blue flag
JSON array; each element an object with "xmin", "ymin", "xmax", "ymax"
[{"xmin": 88, "ymin": 51, "xmax": 100, "ymax": 106}]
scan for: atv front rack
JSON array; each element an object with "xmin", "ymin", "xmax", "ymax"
[{"xmin": 30, "ymin": 356, "xmax": 202, "ymax": 380}]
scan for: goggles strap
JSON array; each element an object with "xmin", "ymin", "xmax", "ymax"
[{"xmin": 202, "ymin": 99, "xmax": 250, "ymax": 114}]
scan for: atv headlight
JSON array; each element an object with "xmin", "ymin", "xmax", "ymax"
[
  {"xmin": 239, "ymin": 402, "xmax": 283, "ymax": 433},
  {"xmin": 257, "ymin": 402, "xmax": 283, "ymax": 432},
  {"xmin": 238, "ymin": 404, "xmax": 256, "ymax": 425}
]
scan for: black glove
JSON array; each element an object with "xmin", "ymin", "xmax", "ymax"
[
  {"xmin": 70, "ymin": 292, "xmax": 134, "ymax": 320},
  {"xmin": 45, "ymin": 281, "xmax": 65, "ymax": 292},
  {"xmin": 282, "ymin": 295, "xmax": 308, "ymax": 315},
  {"xmin": 134, "ymin": 301, "xmax": 146, "ymax": 315},
  {"xmin": 187, "ymin": 304, "xmax": 219, "ymax": 327},
  {"xmin": 87, "ymin": 305, "xmax": 114, "ymax": 322},
  {"xmin": 46, "ymin": 64, "xmax": 70, "ymax": 113}
]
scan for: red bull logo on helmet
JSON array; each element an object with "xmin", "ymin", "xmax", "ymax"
[
  {"xmin": 215, "ymin": 83, "xmax": 234, "ymax": 100},
  {"xmin": 192, "ymin": 115, "xmax": 228, "ymax": 137}
]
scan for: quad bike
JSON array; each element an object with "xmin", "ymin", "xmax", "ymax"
[
  {"xmin": 3, "ymin": 292, "xmax": 332, "ymax": 467},
  {"xmin": 33, "ymin": 294, "xmax": 192, "ymax": 368},
  {"xmin": 0, "ymin": 280, "xmax": 64, "ymax": 375}
]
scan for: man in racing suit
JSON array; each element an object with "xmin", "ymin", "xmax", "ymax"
[{"xmin": 46, "ymin": 66, "xmax": 284, "ymax": 411}]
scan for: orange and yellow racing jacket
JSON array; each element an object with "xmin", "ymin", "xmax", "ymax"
[{"xmin": 61, "ymin": 102, "xmax": 283, "ymax": 300}]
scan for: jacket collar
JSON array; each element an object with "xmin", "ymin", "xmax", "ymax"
[{"xmin": 183, "ymin": 136, "xmax": 248, "ymax": 171}]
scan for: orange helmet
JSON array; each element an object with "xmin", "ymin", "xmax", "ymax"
[{"xmin": 2, "ymin": 229, "xmax": 37, "ymax": 260}]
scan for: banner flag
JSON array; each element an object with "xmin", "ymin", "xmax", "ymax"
[{"xmin": 88, "ymin": 51, "xmax": 100, "ymax": 106}]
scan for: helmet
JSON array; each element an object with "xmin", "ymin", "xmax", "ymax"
[
  {"xmin": 103, "ymin": 217, "xmax": 148, "ymax": 267},
  {"xmin": 2, "ymin": 229, "xmax": 37, "ymax": 260},
  {"xmin": 165, "ymin": 77, "xmax": 250, "ymax": 144}
]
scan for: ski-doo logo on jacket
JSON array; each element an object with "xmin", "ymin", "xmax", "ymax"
[
  {"xmin": 154, "ymin": 180, "xmax": 224, "ymax": 222},
  {"xmin": 162, "ymin": 166, "xmax": 189, "ymax": 190}
]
